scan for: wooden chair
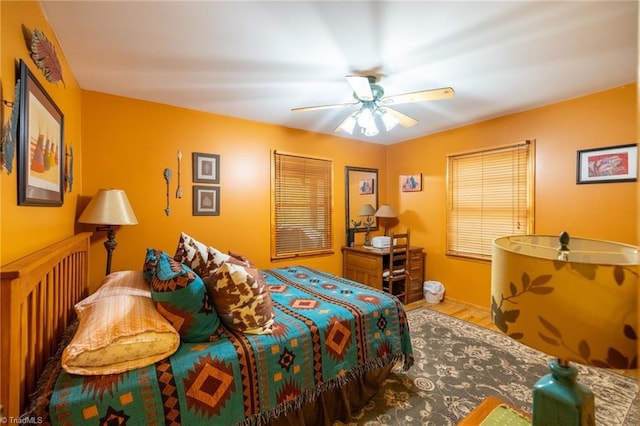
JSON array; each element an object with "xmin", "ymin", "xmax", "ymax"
[{"xmin": 382, "ymin": 229, "xmax": 410, "ymax": 303}]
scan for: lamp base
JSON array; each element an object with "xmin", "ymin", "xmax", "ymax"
[{"xmin": 532, "ymin": 360, "xmax": 595, "ymax": 426}]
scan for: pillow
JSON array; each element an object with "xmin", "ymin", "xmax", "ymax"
[
  {"xmin": 206, "ymin": 262, "xmax": 275, "ymax": 334},
  {"xmin": 174, "ymin": 232, "xmax": 249, "ymax": 279},
  {"xmin": 149, "ymin": 249, "xmax": 221, "ymax": 342},
  {"xmin": 76, "ymin": 270, "xmax": 150, "ymax": 310},
  {"xmin": 62, "ymin": 294, "xmax": 180, "ymax": 375}
]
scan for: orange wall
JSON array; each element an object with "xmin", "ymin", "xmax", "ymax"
[
  {"xmin": 1, "ymin": 1, "xmax": 84, "ymax": 266},
  {"xmin": 79, "ymin": 91, "xmax": 386, "ymax": 291},
  {"xmin": 386, "ymin": 85, "xmax": 637, "ymax": 307}
]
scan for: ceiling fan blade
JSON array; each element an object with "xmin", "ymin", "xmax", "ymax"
[
  {"xmin": 381, "ymin": 87, "xmax": 455, "ymax": 105},
  {"xmin": 346, "ymin": 75, "xmax": 374, "ymax": 101},
  {"xmin": 291, "ymin": 102, "xmax": 358, "ymax": 112},
  {"xmin": 383, "ymin": 107, "xmax": 418, "ymax": 128}
]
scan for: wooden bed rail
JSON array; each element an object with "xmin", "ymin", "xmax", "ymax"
[{"xmin": 0, "ymin": 233, "xmax": 91, "ymax": 420}]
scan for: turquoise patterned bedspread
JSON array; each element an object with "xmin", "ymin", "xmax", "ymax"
[{"xmin": 48, "ymin": 266, "xmax": 413, "ymax": 425}]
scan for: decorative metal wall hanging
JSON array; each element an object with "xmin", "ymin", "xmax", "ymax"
[
  {"xmin": 28, "ymin": 28, "xmax": 65, "ymax": 86},
  {"xmin": 163, "ymin": 168, "xmax": 172, "ymax": 216},
  {"xmin": 1, "ymin": 80, "xmax": 21, "ymax": 174},
  {"xmin": 176, "ymin": 150, "xmax": 183, "ymax": 198}
]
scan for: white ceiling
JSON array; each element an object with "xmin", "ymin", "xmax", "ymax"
[{"xmin": 40, "ymin": 1, "xmax": 638, "ymax": 145}]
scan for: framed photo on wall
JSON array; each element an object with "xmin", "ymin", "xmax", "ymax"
[
  {"xmin": 192, "ymin": 152, "xmax": 220, "ymax": 183},
  {"xmin": 17, "ymin": 59, "xmax": 64, "ymax": 206},
  {"xmin": 400, "ymin": 173, "xmax": 422, "ymax": 192},
  {"xmin": 576, "ymin": 143, "xmax": 637, "ymax": 184},
  {"xmin": 193, "ymin": 185, "xmax": 220, "ymax": 216}
]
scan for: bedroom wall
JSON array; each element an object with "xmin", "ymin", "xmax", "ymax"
[
  {"xmin": 79, "ymin": 91, "xmax": 387, "ymax": 291},
  {"xmin": 386, "ymin": 84, "xmax": 638, "ymax": 307},
  {"xmin": 0, "ymin": 0, "xmax": 84, "ymax": 266}
]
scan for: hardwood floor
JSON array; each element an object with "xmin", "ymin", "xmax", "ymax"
[{"xmin": 405, "ymin": 297, "xmax": 638, "ymax": 380}]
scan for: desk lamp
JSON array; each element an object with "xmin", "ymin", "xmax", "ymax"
[
  {"xmin": 78, "ymin": 189, "xmax": 138, "ymax": 275},
  {"xmin": 357, "ymin": 204, "xmax": 376, "ymax": 246},
  {"xmin": 491, "ymin": 232, "xmax": 637, "ymax": 425},
  {"xmin": 374, "ymin": 204, "xmax": 397, "ymax": 235}
]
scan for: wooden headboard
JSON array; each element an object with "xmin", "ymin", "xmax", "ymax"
[{"xmin": 0, "ymin": 233, "xmax": 91, "ymax": 419}]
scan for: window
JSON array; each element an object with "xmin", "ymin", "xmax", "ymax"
[
  {"xmin": 271, "ymin": 151, "xmax": 333, "ymax": 260},
  {"xmin": 447, "ymin": 140, "xmax": 534, "ymax": 260}
]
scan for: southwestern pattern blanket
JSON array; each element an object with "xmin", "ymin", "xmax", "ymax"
[{"xmin": 45, "ymin": 266, "xmax": 413, "ymax": 425}]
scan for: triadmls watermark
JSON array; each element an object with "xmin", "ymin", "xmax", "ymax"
[{"xmin": 0, "ymin": 417, "xmax": 44, "ymax": 424}]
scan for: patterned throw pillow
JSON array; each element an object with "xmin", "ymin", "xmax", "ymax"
[
  {"xmin": 206, "ymin": 262, "xmax": 275, "ymax": 335},
  {"xmin": 148, "ymin": 249, "xmax": 221, "ymax": 342},
  {"xmin": 174, "ymin": 232, "xmax": 250, "ymax": 278}
]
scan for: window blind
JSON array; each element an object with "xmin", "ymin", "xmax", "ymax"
[
  {"xmin": 272, "ymin": 151, "xmax": 333, "ymax": 260},
  {"xmin": 447, "ymin": 140, "xmax": 534, "ymax": 260}
]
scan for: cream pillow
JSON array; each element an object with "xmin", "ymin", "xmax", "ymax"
[{"xmin": 62, "ymin": 293, "xmax": 179, "ymax": 375}]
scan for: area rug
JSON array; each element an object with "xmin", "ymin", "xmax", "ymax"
[{"xmin": 338, "ymin": 307, "xmax": 640, "ymax": 426}]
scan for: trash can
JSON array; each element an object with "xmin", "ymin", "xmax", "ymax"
[{"xmin": 423, "ymin": 281, "xmax": 445, "ymax": 304}]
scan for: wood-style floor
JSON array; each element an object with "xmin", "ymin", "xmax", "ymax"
[{"xmin": 405, "ymin": 297, "xmax": 638, "ymax": 380}]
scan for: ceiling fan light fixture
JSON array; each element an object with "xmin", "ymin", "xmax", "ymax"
[
  {"xmin": 362, "ymin": 123, "xmax": 379, "ymax": 136},
  {"xmin": 357, "ymin": 106, "xmax": 375, "ymax": 129},
  {"xmin": 338, "ymin": 114, "xmax": 357, "ymax": 135},
  {"xmin": 379, "ymin": 108, "xmax": 400, "ymax": 131}
]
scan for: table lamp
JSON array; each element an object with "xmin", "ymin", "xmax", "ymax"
[
  {"xmin": 78, "ymin": 189, "xmax": 138, "ymax": 275},
  {"xmin": 357, "ymin": 203, "xmax": 376, "ymax": 246},
  {"xmin": 375, "ymin": 204, "xmax": 397, "ymax": 235},
  {"xmin": 491, "ymin": 232, "xmax": 638, "ymax": 425}
]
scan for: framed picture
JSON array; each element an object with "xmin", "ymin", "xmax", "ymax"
[
  {"xmin": 401, "ymin": 174, "xmax": 422, "ymax": 192},
  {"xmin": 192, "ymin": 152, "xmax": 220, "ymax": 183},
  {"xmin": 576, "ymin": 144, "xmax": 637, "ymax": 184},
  {"xmin": 193, "ymin": 185, "xmax": 220, "ymax": 216},
  {"xmin": 17, "ymin": 59, "xmax": 64, "ymax": 206},
  {"xmin": 358, "ymin": 179, "xmax": 374, "ymax": 194}
]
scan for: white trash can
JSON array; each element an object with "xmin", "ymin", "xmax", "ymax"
[{"xmin": 423, "ymin": 281, "xmax": 445, "ymax": 304}]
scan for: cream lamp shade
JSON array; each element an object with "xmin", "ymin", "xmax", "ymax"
[
  {"xmin": 357, "ymin": 204, "xmax": 376, "ymax": 217},
  {"xmin": 374, "ymin": 204, "xmax": 397, "ymax": 218},
  {"xmin": 78, "ymin": 189, "xmax": 138, "ymax": 275},
  {"xmin": 78, "ymin": 189, "xmax": 138, "ymax": 225}
]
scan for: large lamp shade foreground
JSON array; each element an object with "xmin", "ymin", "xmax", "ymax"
[{"xmin": 491, "ymin": 233, "xmax": 638, "ymax": 425}]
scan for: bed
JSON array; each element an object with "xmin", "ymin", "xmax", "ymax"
[{"xmin": 0, "ymin": 233, "xmax": 413, "ymax": 425}]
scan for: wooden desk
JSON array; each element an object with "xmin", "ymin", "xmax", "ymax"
[
  {"xmin": 341, "ymin": 245, "xmax": 424, "ymax": 303},
  {"xmin": 458, "ymin": 396, "xmax": 531, "ymax": 425}
]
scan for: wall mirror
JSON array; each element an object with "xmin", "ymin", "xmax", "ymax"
[{"xmin": 345, "ymin": 166, "xmax": 379, "ymax": 233}]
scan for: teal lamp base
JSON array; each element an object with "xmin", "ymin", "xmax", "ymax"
[{"xmin": 532, "ymin": 359, "xmax": 595, "ymax": 426}]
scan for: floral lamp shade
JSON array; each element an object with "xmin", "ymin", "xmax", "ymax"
[{"xmin": 491, "ymin": 234, "xmax": 638, "ymax": 370}]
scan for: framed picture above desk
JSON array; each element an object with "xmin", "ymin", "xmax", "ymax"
[{"xmin": 342, "ymin": 245, "xmax": 425, "ymax": 303}]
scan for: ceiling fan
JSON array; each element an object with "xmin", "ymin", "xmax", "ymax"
[{"xmin": 292, "ymin": 75, "xmax": 455, "ymax": 137}]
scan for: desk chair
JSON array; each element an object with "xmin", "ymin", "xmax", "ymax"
[{"xmin": 382, "ymin": 229, "xmax": 410, "ymax": 303}]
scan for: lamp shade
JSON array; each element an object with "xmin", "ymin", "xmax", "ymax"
[
  {"xmin": 357, "ymin": 204, "xmax": 376, "ymax": 217},
  {"xmin": 78, "ymin": 189, "xmax": 138, "ymax": 225},
  {"xmin": 375, "ymin": 204, "xmax": 397, "ymax": 218},
  {"xmin": 491, "ymin": 234, "xmax": 638, "ymax": 369}
]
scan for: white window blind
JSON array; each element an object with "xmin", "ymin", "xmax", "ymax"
[
  {"xmin": 447, "ymin": 140, "xmax": 534, "ymax": 260},
  {"xmin": 272, "ymin": 151, "xmax": 333, "ymax": 260}
]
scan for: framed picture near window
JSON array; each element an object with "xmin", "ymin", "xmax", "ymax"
[
  {"xmin": 193, "ymin": 185, "xmax": 220, "ymax": 216},
  {"xmin": 400, "ymin": 173, "xmax": 422, "ymax": 192},
  {"xmin": 192, "ymin": 152, "xmax": 220, "ymax": 183},
  {"xmin": 576, "ymin": 143, "xmax": 637, "ymax": 184},
  {"xmin": 17, "ymin": 59, "xmax": 64, "ymax": 206}
]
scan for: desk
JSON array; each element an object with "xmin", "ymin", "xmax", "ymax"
[{"xmin": 341, "ymin": 245, "xmax": 424, "ymax": 303}]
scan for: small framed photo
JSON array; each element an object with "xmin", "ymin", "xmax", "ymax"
[
  {"xmin": 192, "ymin": 152, "xmax": 220, "ymax": 183},
  {"xmin": 193, "ymin": 185, "xmax": 220, "ymax": 216},
  {"xmin": 576, "ymin": 144, "xmax": 637, "ymax": 184},
  {"xmin": 400, "ymin": 174, "xmax": 422, "ymax": 192},
  {"xmin": 17, "ymin": 59, "xmax": 65, "ymax": 206},
  {"xmin": 359, "ymin": 179, "xmax": 374, "ymax": 194}
]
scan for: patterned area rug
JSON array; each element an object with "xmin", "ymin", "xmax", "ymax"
[{"xmin": 338, "ymin": 307, "xmax": 640, "ymax": 426}]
